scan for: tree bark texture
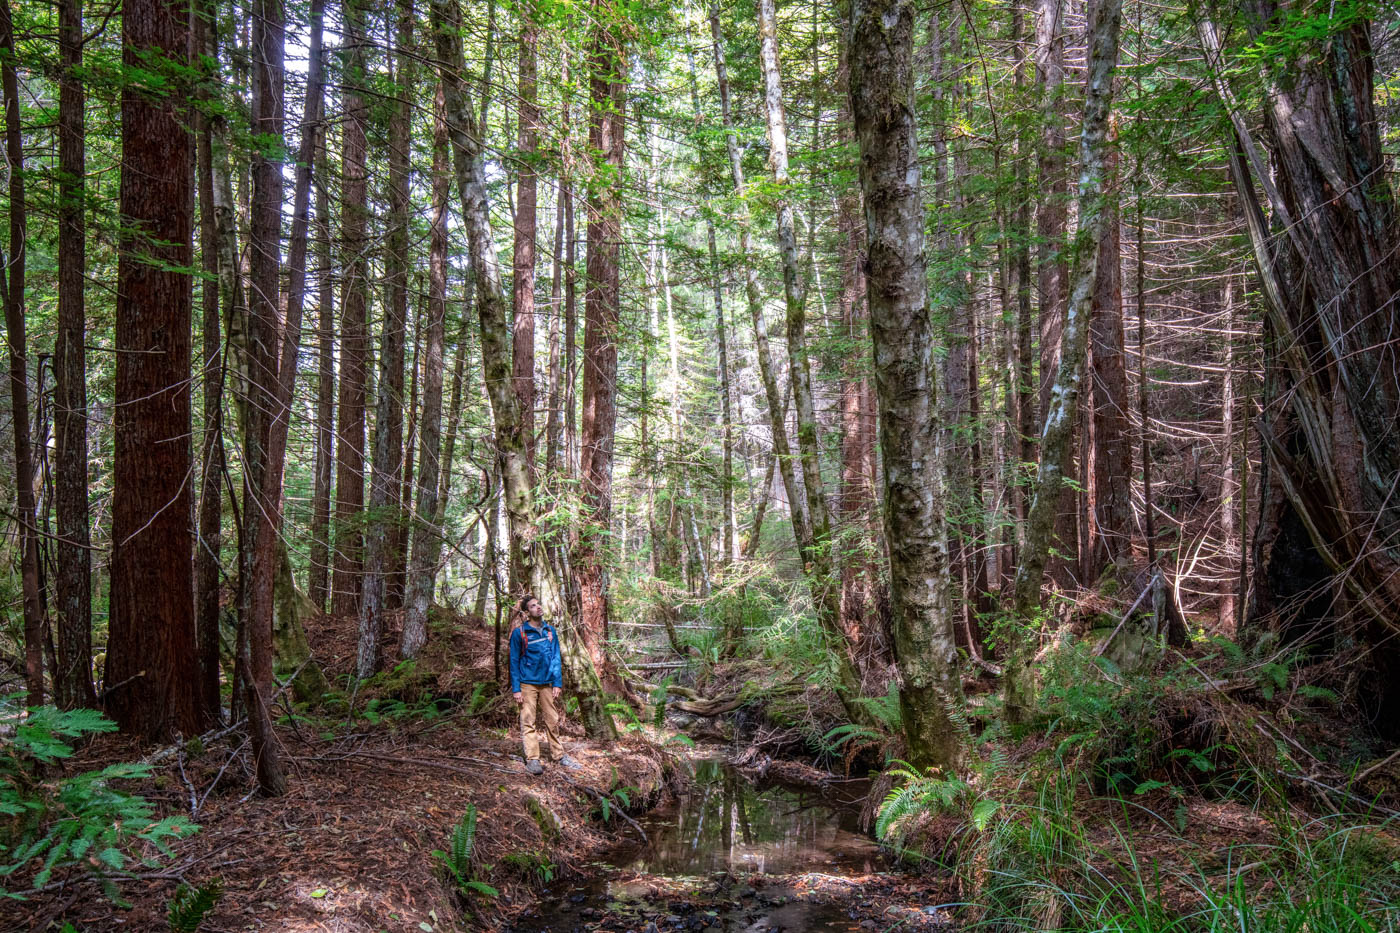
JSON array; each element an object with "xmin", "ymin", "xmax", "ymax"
[
  {"xmin": 850, "ymin": 0, "xmax": 963, "ymax": 771},
  {"xmin": 401, "ymin": 85, "xmax": 451, "ymax": 661},
  {"xmin": 107, "ymin": 0, "xmax": 205, "ymax": 738},
  {"xmin": 332, "ymin": 0, "xmax": 370, "ymax": 618},
  {"xmin": 513, "ymin": 0, "xmax": 539, "ymax": 469},
  {"xmin": 1086, "ymin": 129, "xmax": 1131, "ymax": 581},
  {"xmin": 1206, "ymin": 8, "xmax": 1400, "ymax": 725},
  {"xmin": 54, "ymin": 0, "xmax": 95, "ymax": 709},
  {"xmin": 577, "ymin": 0, "xmax": 630, "ymax": 701},
  {"xmin": 359, "ymin": 0, "xmax": 413, "ymax": 678}
]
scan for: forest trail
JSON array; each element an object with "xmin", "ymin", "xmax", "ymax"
[{"xmin": 5, "ymin": 612, "xmax": 672, "ymax": 932}]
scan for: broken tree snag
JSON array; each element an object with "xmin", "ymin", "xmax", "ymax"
[{"xmin": 1205, "ymin": 8, "xmax": 1400, "ymax": 731}]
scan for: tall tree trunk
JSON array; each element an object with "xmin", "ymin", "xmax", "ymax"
[
  {"xmin": 309, "ymin": 141, "xmax": 335, "ymax": 611},
  {"xmin": 850, "ymin": 0, "xmax": 963, "ymax": 771},
  {"xmin": 0, "ymin": 0, "xmax": 41, "ymax": 705},
  {"xmin": 576, "ymin": 0, "xmax": 631, "ymax": 701},
  {"xmin": 545, "ymin": 180, "xmax": 566, "ymax": 475},
  {"xmin": 513, "ymin": 0, "xmax": 539, "ymax": 470},
  {"xmin": 1009, "ymin": 0, "xmax": 1123, "ymax": 721},
  {"xmin": 431, "ymin": 0, "xmax": 616, "ymax": 736},
  {"xmin": 401, "ymin": 86, "xmax": 451, "ymax": 660},
  {"xmin": 240, "ymin": 0, "xmax": 298, "ymax": 795},
  {"xmin": 684, "ymin": 48, "xmax": 735, "ymax": 569},
  {"xmin": 1086, "ymin": 127, "xmax": 1131, "ymax": 582},
  {"xmin": 107, "ymin": 0, "xmax": 205, "ymax": 738},
  {"xmin": 194, "ymin": 0, "xmax": 225, "ymax": 723},
  {"xmin": 1219, "ymin": 279, "xmax": 1237, "ymax": 633},
  {"xmin": 332, "ymin": 0, "xmax": 370, "ymax": 618},
  {"xmin": 1010, "ymin": 2, "xmax": 1035, "ymax": 581},
  {"xmin": 1034, "ymin": 0, "xmax": 1076, "ymax": 586},
  {"xmin": 359, "ymin": 0, "xmax": 413, "ymax": 678},
  {"xmin": 54, "ymin": 0, "xmax": 95, "ymax": 709}
]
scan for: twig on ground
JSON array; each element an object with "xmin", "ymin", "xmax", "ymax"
[{"xmin": 557, "ymin": 774, "xmax": 648, "ymax": 844}]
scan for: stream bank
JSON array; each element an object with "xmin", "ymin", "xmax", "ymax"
[{"xmin": 510, "ymin": 752, "xmax": 953, "ymax": 933}]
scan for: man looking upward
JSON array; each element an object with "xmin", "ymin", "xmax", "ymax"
[{"xmin": 509, "ymin": 595, "xmax": 582, "ymax": 774}]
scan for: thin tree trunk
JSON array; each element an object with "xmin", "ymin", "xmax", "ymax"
[
  {"xmin": 850, "ymin": 0, "xmax": 963, "ymax": 771},
  {"xmin": 1219, "ymin": 280, "xmax": 1237, "ymax": 633},
  {"xmin": 332, "ymin": 0, "xmax": 370, "ymax": 618},
  {"xmin": 401, "ymin": 85, "xmax": 451, "ymax": 660},
  {"xmin": 1086, "ymin": 124, "xmax": 1131, "ymax": 581},
  {"xmin": 513, "ymin": 0, "xmax": 539, "ymax": 469},
  {"xmin": 545, "ymin": 180, "xmax": 566, "ymax": 475},
  {"xmin": 309, "ymin": 142, "xmax": 335, "ymax": 611},
  {"xmin": 194, "ymin": 0, "xmax": 225, "ymax": 722},
  {"xmin": 54, "ymin": 0, "xmax": 94, "ymax": 709},
  {"xmin": 358, "ymin": 0, "xmax": 413, "ymax": 678},
  {"xmin": 106, "ymin": 0, "xmax": 205, "ymax": 738},
  {"xmin": 0, "ymin": 0, "xmax": 42, "ymax": 705},
  {"xmin": 756, "ymin": 0, "xmax": 838, "ymax": 619},
  {"xmin": 1009, "ymin": 0, "xmax": 1123, "ymax": 721},
  {"xmin": 1034, "ymin": 0, "xmax": 1076, "ymax": 586}
]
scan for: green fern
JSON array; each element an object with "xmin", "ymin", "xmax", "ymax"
[
  {"xmin": 167, "ymin": 878, "xmax": 224, "ymax": 932},
  {"xmin": 433, "ymin": 805, "xmax": 493, "ymax": 899}
]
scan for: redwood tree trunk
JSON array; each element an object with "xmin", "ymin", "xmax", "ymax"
[
  {"xmin": 358, "ymin": 0, "xmax": 412, "ymax": 678},
  {"xmin": 513, "ymin": 0, "xmax": 539, "ymax": 469},
  {"xmin": 54, "ymin": 0, "xmax": 95, "ymax": 709},
  {"xmin": 400, "ymin": 85, "xmax": 451, "ymax": 661},
  {"xmin": 107, "ymin": 0, "xmax": 205, "ymax": 738},
  {"xmin": 1086, "ymin": 134, "xmax": 1131, "ymax": 581},
  {"xmin": 577, "ymin": 0, "xmax": 630, "ymax": 701},
  {"xmin": 332, "ymin": 0, "xmax": 370, "ymax": 618}
]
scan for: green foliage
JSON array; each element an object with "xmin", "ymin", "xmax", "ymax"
[
  {"xmin": 167, "ymin": 878, "xmax": 224, "ymax": 932},
  {"xmin": 432, "ymin": 805, "xmax": 498, "ymax": 900},
  {"xmin": 592, "ymin": 785, "xmax": 638, "ymax": 825},
  {"xmin": 0, "ymin": 697, "xmax": 197, "ymax": 902},
  {"xmin": 875, "ymin": 760, "xmax": 978, "ymax": 853}
]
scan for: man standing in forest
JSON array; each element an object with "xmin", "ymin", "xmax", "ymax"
[{"xmin": 510, "ymin": 595, "xmax": 582, "ymax": 774}]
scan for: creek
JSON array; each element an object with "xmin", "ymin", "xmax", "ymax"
[{"xmin": 510, "ymin": 753, "xmax": 949, "ymax": 932}]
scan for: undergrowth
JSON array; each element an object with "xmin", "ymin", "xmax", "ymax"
[{"xmin": 869, "ymin": 633, "xmax": 1400, "ymax": 930}]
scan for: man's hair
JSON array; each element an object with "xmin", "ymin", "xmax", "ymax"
[{"xmin": 518, "ymin": 594, "xmax": 537, "ymax": 613}]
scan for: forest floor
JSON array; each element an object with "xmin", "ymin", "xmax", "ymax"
[
  {"xmin": 9, "ymin": 599, "xmax": 1400, "ymax": 932},
  {"xmin": 4, "ymin": 609, "xmax": 675, "ymax": 933}
]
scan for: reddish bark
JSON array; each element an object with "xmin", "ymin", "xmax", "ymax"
[{"xmin": 107, "ymin": 0, "xmax": 205, "ymax": 738}]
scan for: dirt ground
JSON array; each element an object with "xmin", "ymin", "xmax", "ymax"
[{"xmin": 3, "ymin": 610, "xmax": 673, "ymax": 933}]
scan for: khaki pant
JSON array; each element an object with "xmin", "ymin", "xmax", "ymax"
[{"xmin": 519, "ymin": 684, "xmax": 564, "ymax": 762}]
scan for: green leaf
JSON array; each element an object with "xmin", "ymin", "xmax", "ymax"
[
  {"xmin": 971, "ymin": 799, "xmax": 1000, "ymax": 831},
  {"xmin": 310, "ymin": 888, "xmax": 328, "ymax": 898}
]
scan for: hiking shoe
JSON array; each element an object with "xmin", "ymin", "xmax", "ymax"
[
  {"xmin": 558, "ymin": 754, "xmax": 582, "ymax": 771},
  {"xmin": 525, "ymin": 758, "xmax": 544, "ymax": 775}
]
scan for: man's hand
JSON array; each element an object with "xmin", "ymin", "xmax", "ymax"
[
  {"xmin": 513, "ymin": 692, "xmax": 523, "ymax": 705},
  {"xmin": 551, "ymin": 687, "xmax": 562, "ymax": 701}
]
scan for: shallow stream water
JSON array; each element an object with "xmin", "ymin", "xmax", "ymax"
[{"xmin": 509, "ymin": 754, "xmax": 908, "ymax": 932}]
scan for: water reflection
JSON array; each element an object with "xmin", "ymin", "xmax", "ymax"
[{"xmin": 627, "ymin": 757, "xmax": 881, "ymax": 876}]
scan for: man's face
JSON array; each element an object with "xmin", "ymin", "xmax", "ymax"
[{"xmin": 527, "ymin": 599, "xmax": 543, "ymax": 619}]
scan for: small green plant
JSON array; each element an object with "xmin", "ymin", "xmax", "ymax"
[
  {"xmin": 167, "ymin": 878, "xmax": 224, "ymax": 932},
  {"xmin": 432, "ymin": 805, "xmax": 498, "ymax": 899},
  {"xmin": 875, "ymin": 760, "xmax": 994, "ymax": 855},
  {"xmin": 0, "ymin": 697, "xmax": 198, "ymax": 902},
  {"xmin": 593, "ymin": 785, "xmax": 637, "ymax": 825}
]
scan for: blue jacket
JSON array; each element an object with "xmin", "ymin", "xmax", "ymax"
[{"xmin": 509, "ymin": 621, "xmax": 563, "ymax": 693}]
